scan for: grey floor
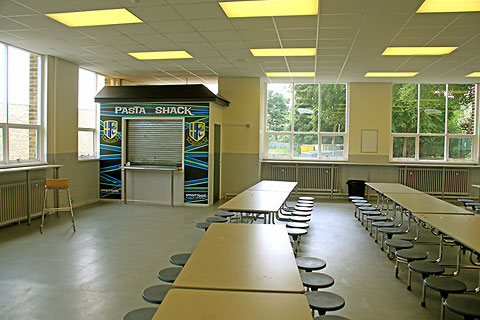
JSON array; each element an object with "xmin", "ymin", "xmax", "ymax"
[{"xmin": 0, "ymin": 199, "xmax": 478, "ymax": 320}]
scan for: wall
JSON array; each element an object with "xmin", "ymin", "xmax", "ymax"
[
  {"xmin": 218, "ymin": 77, "xmax": 261, "ymax": 195},
  {"xmin": 45, "ymin": 56, "xmax": 99, "ymax": 207},
  {"xmin": 348, "ymin": 82, "xmax": 392, "ymax": 163}
]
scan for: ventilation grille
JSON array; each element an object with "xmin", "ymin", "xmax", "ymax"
[{"xmin": 397, "ymin": 167, "xmax": 469, "ymax": 196}]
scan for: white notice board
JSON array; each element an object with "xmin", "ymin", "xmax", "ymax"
[{"xmin": 361, "ymin": 129, "xmax": 378, "ymax": 153}]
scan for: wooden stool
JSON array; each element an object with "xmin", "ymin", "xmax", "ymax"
[{"xmin": 40, "ymin": 178, "xmax": 75, "ymax": 234}]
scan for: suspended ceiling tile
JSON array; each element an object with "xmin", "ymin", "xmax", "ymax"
[
  {"xmin": 406, "ymin": 13, "xmax": 461, "ymax": 27},
  {"xmin": 173, "ymin": 3, "xmax": 225, "ymax": 20},
  {"xmin": 238, "ymin": 29, "xmax": 277, "ymax": 41},
  {"xmin": 149, "ymin": 20, "xmax": 196, "ymax": 33},
  {"xmin": 274, "ymin": 16, "xmax": 317, "ymax": 29},
  {"xmin": 318, "ymin": 14, "xmax": 365, "ymax": 28},
  {"xmin": 229, "ymin": 17, "xmax": 274, "ymax": 30},
  {"xmin": 15, "ymin": 0, "xmax": 78, "ymax": 14},
  {"xmin": 317, "ymin": 48, "xmax": 350, "ymax": 55},
  {"xmin": 210, "ymin": 41, "xmax": 248, "ymax": 49},
  {"xmin": 111, "ymin": 44, "xmax": 150, "ymax": 52},
  {"xmin": 131, "ymin": 33, "xmax": 172, "ymax": 45},
  {"xmin": 200, "ymin": 30, "xmax": 241, "ymax": 42},
  {"xmin": 118, "ymin": 0, "xmax": 169, "ymax": 7},
  {"xmin": 278, "ymin": 28, "xmax": 317, "ymax": 40},
  {"xmin": 62, "ymin": 36, "xmax": 102, "ymax": 47},
  {"xmin": 190, "ymin": 18, "xmax": 234, "ymax": 31},
  {"xmin": 244, "ymin": 40, "xmax": 280, "ymax": 48},
  {"xmin": 320, "ymin": 0, "xmax": 370, "ymax": 14},
  {"xmin": 317, "ymin": 39, "xmax": 354, "ymax": 47},
  {"xmin": 0, "ymin": 17, "xmax": 31, "ymax": 30},
  {"xmin": 62, "ymin": 0, "xmax": 121, "ymax": 11},
  {"xmin": 397, "ymin": 26, "xmax": 445, "ymax": 38},
  {"xmin": 390, "ymin": 38, "xmax": 432, "ymax": 46},
  {"xmin": 114, "ymin": 23, "xmax": 157, "ymax": 35},
  {"xmin": 317, "ymin": 27, "xmax": 357, "ymax": 39},
  {"xmin": 128, "ymin": 5, "xmax": 182, "ymax": 22},
  {"xmin": 281, "ymin": 39, "xmax": 317, "ymax": 47},
  {"xmin": 0, "ymin": 0, "xmax": 41, "ymax": 16},
  {"xmin": 164, "ymin": 31, "xmax": 205, "ymax": 42},
  {"xmin": 76, "ymin": 26, "xmax": 123, "ymax": 38}
]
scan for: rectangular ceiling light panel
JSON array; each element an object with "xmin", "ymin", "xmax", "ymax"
[
  {"xmin": 266, "ymin": 72, "xmax": 315, "ymax": 77},
  {"xmin": 46, "ymin": 8, "xmax": 142, "ymax": 27},
  {"xmin": 465, "ymin": 72, "xmax": 480, "ymax": 77},
  {"xmin": 219, "ymin": 0, "xmax": 318, "ymax": 18},
  {"xmin": 364, "ymin": 72, "xmax": 419, "ymax": 77},
  {"xmin": 382, "ymin": 47, "xmax": 457, "ymax": 55},
  {"xmin": 250, "ymin": 48, "xmax": 316, "ymax": 56},
  {"xmin": 128, "ymin": 51, "xmax": 193, "ymax": 60},
  {"xmin": 417, "ymin": 0, "xmax": 480, "ymax": 13}
]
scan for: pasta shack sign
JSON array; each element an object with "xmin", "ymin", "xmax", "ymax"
[{"xmin": 114, "ymin": 106, "xmax": 194, "ymax": 115}]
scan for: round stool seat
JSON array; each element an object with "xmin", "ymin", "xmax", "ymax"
[
  {"xmin": 214, "ymin": 211, "xmax": 235, "ymax": 218},
  {"xmin": 205, "ymin": 216, "xmax": 227, "ymax": 223},
  {"xmin": 372, "ymin": 221, "xmax": 394, "ymax": 228},
  {"xmin": 123, "ymin": 307, "xmax": 157, "ymax": 320},
  {"xmin": 306, "ymin": 291, "xmax": 345, "ymax": 315},
  {"xmin": 157, "ymin": 267, "xmax": 182, "ymax": 283},
  {"xmin": 351, "ymin": 199, "xmax": 367, "ymax": 204},
  {"xmin": 195, "ymin": 222, "xmax": 211, "ymax": 230},
  {"xmin": 349, "ymin": 196, "xmax": 365, "ymax": 201},
  {"xmin": 354, "ymin": 202, "xmax": 371, "ymax": 207},
  {"xmin": 298, "ymin": 199, "xmax": 314, "ymax": 204},
  {"xmin": 292, "ymin": 210, "xmax": 311, "ymax": 217},
  {"xmin": 294, "ymin": 206, "xmax": 312, "ymax": 212},
  {"xmin": 296, "ymin": 257, "xmax": 326, "ymax": 271},
  {"xmin": 286, "ymin": 227, "xmax": 308, "ymax": 237},
  {"xmin": 299, "ymin": 196, "xmax": 315, "ymax": 201},
  {"xmin": 287, "ymin": 222, "xmax": 309, "ymax": 229},
  {"xmin": 445, "ymin": 295, "xmax": 480, "ymax": 318},
  {"xmin": 465, "ymin": 202, "xmax": 480, "ymax": 209},
  {"xmin": 301, "ymin": 272, "xmax": 334, "ymax": 290},
  {"xmin": 296, "ymin": 202, "xmax": 313, "ymax": 208},
  {"xmin": 290, "ymin": 216, "xmax": 311, "ymax": 222},
  {"xmin": 425, "ymin": 277, "xmax": 466, "ymax": 298},
  {"xmin": 385, "ymin": 239, "xmax": 414, "ymax": 250},
  {"xmin": 315, "ymin": 316, "xmax": 350, "ymax": 320},
  {"xmin": 395, "ymin": 249, "xmax": 428, "ymax": 261},
  {"xmin": 408, "ymin": 261, "xmax": 445, "ymax": 277},
  {"xmin": 367, "ymin": 215, "xmax": 389, "ymax": 221},
  {"xmin": 142, "ymin": 284, "xmax": 173, "ymax": 304},
  {"xmin": 378, "ymin": 227, "xmax": 403, "ymax": 235},
  {"xmin": 358, "ymin": 206, "xmax": 376, "ymax": 211},
  {"xmin": 169, "ymin": 253, "xmax": 191, "ymax": 266},
  {"xmin": 458, "ymin": 198, "xmax": 474, "ymax": 206},
  {"xmin": 361, "ymin": 210, "xmax": 381, "ymax": 216}
]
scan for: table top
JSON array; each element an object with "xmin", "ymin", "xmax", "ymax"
[
  {"xmin": 366, "ymin": 182, "xmax": 422, "ymax": 194},
  {"xmin": 218, "ymin": 189, "xmax": 291, "ymax": 213},
  {"xmin": 248, "ymin": 180, "xmax": 298, "ymax": 192},
  {"xmin": 384, "ymin": 192, "xmax": 471, "ymax": 215},
  {"xmin": 415, "ymin": 214, "xmax": 480, "ymax": 253},
  {"xmin": 153, "ymin": 288, "xmax": 312, "ymax": 320},
  {"xmin": 472, "ymin": 184, "xmax": 480, "ymax": 189},
  {"xmin": 173, "ymin": 223, "xmax": 304, "ymax": 293}
]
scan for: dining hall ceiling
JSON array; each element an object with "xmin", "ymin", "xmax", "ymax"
[{"xmin": 0, "ymin": 0, "xmax": 479, "ymax": 85}]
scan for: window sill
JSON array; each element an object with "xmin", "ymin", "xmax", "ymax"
[
  {"xmin": 78, "ymin": 157, "xmax": 100, "ymax": 162},
  {"xmin": 0, "ymin": 161, "xmax": 48, "ymax": 170}
]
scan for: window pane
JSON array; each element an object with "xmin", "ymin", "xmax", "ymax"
[
  {"xmin": 320, "ymin": 84, "xmax": 346, "ymax": 132},
  {"xmin": 293, "ymin": 134, "xmax": 318, "ymax": 158},
  {"xmin": 78, "ymin": 68, "xmax": 97, "ymax": 128},
  {"xmin": 393, "ymin": 136, "xmax": 415, "ymax": 158},
  {"xmin": 78, "ymin": 131, "xmax": 94, "ymax": 157},
  {"xmin": 320, "ymin": 135, "xmax": 344, "ymax": 158},
  {"xmin": 449, "ymin": 137, "xmax": 472, "ymax": 160},
  {"xmin": 9, "ymin": 128, "xmax": 37, "ymax": 161},
  {"xmin": 419, "ymin": 136, "xmax": 444, "ymax": 160},
  {"xmin": 294, "ymin": 84, "xmax": 318, "ymax": 132},
  {"xmin": 392, "ymin": 83, "xmax": 418, "ymax": 133},
  {"xmin": 267, "ymin": 134, "xmax": 290, "ymax": 158},
  {"xmin": 0, "ymin": 44, "xmax": 5, "ymax": 123},
  {"xmin": 420, "ymin": 84, "xmax": 446, "ymax": 133},
  {"xmin": 7, "ymin": 47, "xmax": 39, "ymax": 125},
  {"xmin": 447, "ymin": 84, "xmax": 475, "ymax": 134},
  {"xmin": 266, "ymin": 84, "xmax": 292, "ymax": 131}
]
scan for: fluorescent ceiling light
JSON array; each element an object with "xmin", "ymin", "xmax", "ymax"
[
  {"xmin": 465, "ymin": 72, "xmax": 480, "ymax": 77},
  {"xmin": 382, "ymin": 47, "xmax": 457, "ymax": 55},
  {"xmin": 364, "ymin": 72, "xmax": 419, "ymax": 77},
  {"xmin": 417, "ymin": 0, "xmax": 480, "ymax": 13},
  {"xmin": 250, "ymin": 48, "xmax": 316, "ymax": 56},
  {"xmin": 46, "ymin": 8, "xmax": 142, "ymax": 27},
  {"xmin": 266, "ymin": 72, "xmax": 315, "ymax": 77},
  {"xmin": 128, "ymin": 51, "xmax": 193, "ymax": 60},
  {"xmin": 219, "ymin": 0, "xmax": 318, "ymax": 18}
]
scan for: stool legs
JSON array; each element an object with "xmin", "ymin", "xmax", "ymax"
[{"xmin": 67, "ymin": 188, "xmax": 76, "ymax": 232}]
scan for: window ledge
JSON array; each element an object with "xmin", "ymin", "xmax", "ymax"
[
  {"xmin": 0, "ymin": 162, "xmax": 48, "ymax": 170},
  {"xmin": 78, "ymin": 157, "xmax": 100, "ymax": 162}
]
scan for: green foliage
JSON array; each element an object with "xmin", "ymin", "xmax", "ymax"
[
  {"xmin": 392, "ymin": 83, "xmax": 418, "ymax": 133},
  {"xmin": 293, "ymin": 84, "xmax": 318, "ymax": 132},
  {"xmin": 320, "ymin": 84, "xmax": 346, "ymax": 132},
  {"xmin": 266, "ymin": 89, "xmax": 291, "ymax": 131}
]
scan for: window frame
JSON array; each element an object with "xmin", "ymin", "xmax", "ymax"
[
  {"xmin": 264, "ymin": 83, "xmax": 348, "ymax": 161},
  {"xmin": 0, "ymin": 43, "xmax": 44, "ymax": 167},
  {"xmin": 390, "ymin": 83, "xmax": 478, "ymax": 163},
  {"xmin": 77, "ymin": 68, "xmax": 103, "ymax": 160}
]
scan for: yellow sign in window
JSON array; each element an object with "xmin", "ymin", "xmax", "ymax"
[{"xmin": 301, "ymin": 145, "xmax": 314, "ymax": 152}]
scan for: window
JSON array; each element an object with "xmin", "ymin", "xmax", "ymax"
[
  {"xmin": 78, "ymin": 68, "xmax": 104, "ymax": 159},
  {"xmin": 265, "ymin": 83, "xmax": 347, "ymax": 160},
  {"xmin": 0, "ymin": 43, "xmax": 42, "ymax": 165},
  {"xmin": 392, "ymin": 83, "xmax": 477, "ymax": 162}
]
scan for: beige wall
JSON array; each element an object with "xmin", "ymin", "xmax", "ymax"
[
  {"xmin": 218, "ymin": 77, "xmax": 262, "ymax": 195},
  {"xmin": 348, "ymin": 82, "xmax": 392, "ymax": 163}
]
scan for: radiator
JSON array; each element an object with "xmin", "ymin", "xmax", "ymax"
[
  {"xmin": 266, "ymin": 164, "xmax": 339, "ymax": 194},
  {"xmin": 0, "ymin": 180, "xmax": 45, "ymax": 226},
  {"xmin": 397, "ymin": 167, "xmax": 469, "ymax": 196}
]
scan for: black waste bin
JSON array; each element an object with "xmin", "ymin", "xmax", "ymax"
[{"xmin": 346, "ymin": 180, "xmax": 366, "ymax": 197}]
